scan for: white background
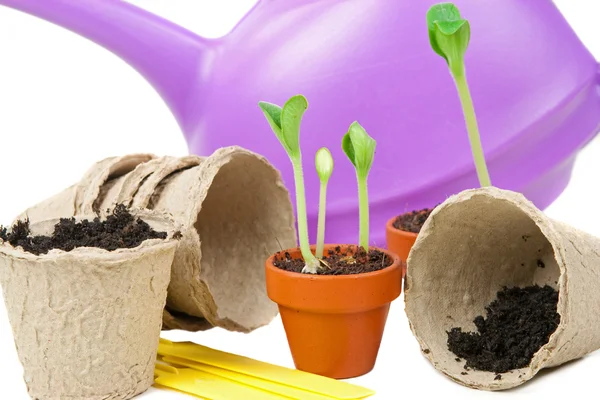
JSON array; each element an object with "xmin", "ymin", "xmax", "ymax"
[{"xmin": 0, "ymin": 1, "xmax": 599, "ymax": 399}]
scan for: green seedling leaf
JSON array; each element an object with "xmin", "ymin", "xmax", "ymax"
[
  {"xmin": 258, "ymin": 101, "xmax": 282, "ymax": 135},
  {"xmin": 342, "ymin": 121, "xmax": 376, "ymax": 179},
  {"xmin": 280, "ymin": 95, "xmax": 308, "ymax": 158},
  {"xmin": 427, "ymin": 3, "xmax": 470, "ymax": 76},
  {"xmin": 315, "ymin": 147, "xmax": 333, "ymax": 183},
  {"xmin": 341, "ymin": 134, "xmax": 356, "ymax": 168},
  {"xmin": 258, "ymin": 95, "xmax": 308, "ymax": 159}
]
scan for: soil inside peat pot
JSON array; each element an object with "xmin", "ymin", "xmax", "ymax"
[
  {"xmin": 273, "ymin": 246, "xmax": 393, "ymax": 275},
  {"xmin": 393, "ymin": 207, "xmax": 435, "ymax": 233},
  {"xmin": 0, "ymin": 204, "xmax": 168, "ymax": 255},
  {"xmin": 447, "ymin": 284, "xmax": 560, "ymax": 377}
]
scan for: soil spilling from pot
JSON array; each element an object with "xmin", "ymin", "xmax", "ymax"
[
  {"xmin": 393, "ymin": 208, "xmax": 434, "ymax": 233},
  {"xmin": 447, "ymin": 285, "xmax": 560, "ymax": 375},
  {"xmin": 273, "ymin": 246, "xmax": 393, "ymax": 275},
  {"xmin": 0, "ymin": 204, "xmax": 168, "ymax": 255}
]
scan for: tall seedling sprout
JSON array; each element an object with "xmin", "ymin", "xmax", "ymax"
[
  {"xmin": 427, "ymin": 2, "xmax": 491, "ymax": 187},
  {"xmin": 342, "ymin": 122, "xmax": 377, "ymax": 251},
  {"xmin": 258, "ymin": 95, "xmax": 321, "ymax": 274}
]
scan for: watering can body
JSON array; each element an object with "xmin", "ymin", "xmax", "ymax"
[{"xmin": 2, "ymin": 0, "xmax": 599, "ymax": 246}]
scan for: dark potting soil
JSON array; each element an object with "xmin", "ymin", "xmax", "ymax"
[
  {"xmin": 393, "ymin": 207, "xmax": 434, "ymax": 233},
  {"xmin": 447, "ymin": 285, "xmax": 560, "ymax": 374},
  {"xmin": 273, "ymin": 246, "xmax": 393, "ymax": 275},
  {"xmin": 0, "ymin": 204, "xmax": 168, "ymax": 255}
]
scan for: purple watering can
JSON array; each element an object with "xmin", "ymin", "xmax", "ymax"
[{"xmin": 2, "ymin": 0, "xmax": 599, "ymax": 246}]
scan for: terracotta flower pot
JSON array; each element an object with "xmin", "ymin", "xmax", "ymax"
[
  {"xmin": 385, "ymin": 216, "xmax": 417, "ymax": 274},
  {"xmin": 265, "ymin": 244, "xmax": 402, "ymax": 379}
]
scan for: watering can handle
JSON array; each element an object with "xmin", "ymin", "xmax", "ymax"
[{"xmin": 0, "ymin": 0, "xmax": 213, "ymax": 127}]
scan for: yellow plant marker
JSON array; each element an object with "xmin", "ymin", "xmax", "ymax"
[
  {"xmin": 154, "ymin": 362, "xmax": 179, "ymax": 377},
  {"xmin": 157, "ymin": 339, "xmax": 375, "ymax": 399},
  {"xmin": 163, "ymin": 355, "xmax": 341, "ymax": 400},
  {"xmin": 154, "ymin": 365, "xmax": 292, "ymax": 400}
]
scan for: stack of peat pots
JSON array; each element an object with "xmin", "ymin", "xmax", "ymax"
[{"xmin": 16, "ymin": 146, "xmax": 297, "ymax": 332}]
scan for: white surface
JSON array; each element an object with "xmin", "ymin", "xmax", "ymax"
[{"xmin": 0, "ymin": 1, "xmax": 599, "ymax": 399}]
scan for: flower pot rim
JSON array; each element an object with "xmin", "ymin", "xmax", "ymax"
[
  {"xmin": 266, "ymin": 243, "xmax": 401, "ymax": 280},
  {"xmin": 266, "ymin": 243, "xmax": 402, "ymax": 314},
  {"xmin": 385, "ymin": 216, "xmax": 419, "ymax": 237}
]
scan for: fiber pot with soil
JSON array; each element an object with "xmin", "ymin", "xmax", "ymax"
[
  {"xmin": 386, "ymin": 2, "xmax": 494, "ymax": 265},
  {"xmin": 260, "ymin": 95, "xmax": 402, "ymax": 379},
  {"xmin": 15, "ymin": 147, "xmax": 297, "ymax": 333},
  {"xmin": 404, "ymin": 186, "xmax": 600, "ymax": 390},
  {"xmin": 0, "ymin": 206, "xmax": 180, "ymax": 400},
  {"xmin": 403, "ymin": 3, "xmax": 600, "ymax": 390}
]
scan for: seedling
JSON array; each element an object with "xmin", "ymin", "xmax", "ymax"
[
  {"xmin": 258, "ymin": 95, "xmax": 321, "ymax": 274},
  {"xmin": 427, "ymin": 2, "xmax": 491, "ymax": 187},
  {"xmin": 259, "ymin": 96, "xmax": 378, "ymax": 272},
  {"xmin": 315, "ymin": 147, "xmax": 333, "ymax": 259},
  {"xmin": 342, "ymin": 122, "xmax": 376, "ymax": 251}
]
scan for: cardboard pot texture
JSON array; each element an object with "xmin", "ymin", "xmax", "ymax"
[
  {"xmin": 14, "ymin": 147, "xmax": 297, "ymax": 333},
  {"xmin": 94, "ymin": 156, "xmax": 167, "ymax": 213},
  {"xmin": 14, "ymin": 154, "xmax": 155, "ymax": 224},
  {"xmin": 404, "ymin": 187, "xmax": 600, "ymax": 390},
  {"xmin": 142, "ymin": 147, "xmax": 297, "ymax": 332},
  {"xmin": 0, "ymin": 210, "xmax": 179, "ymax": 400}
]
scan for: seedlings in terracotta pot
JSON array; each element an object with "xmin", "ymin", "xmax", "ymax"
[
  {"xmin": 315, "ymin": 147, "xmax": 333, "ymax": 259},
  {"xmin": 258, "ymin": 95, "xmax": 321, "ymax": 274},
  {"xmin": 427, "ymin": 2, "xmax": 491, "ymax": 187},
  {"xmin": 342, "ymin": 121, "xmax": 377, "ymax": 251},
  {"xmin": 259, "ymin": 96, "xmax": 389, "ymax": 277}
]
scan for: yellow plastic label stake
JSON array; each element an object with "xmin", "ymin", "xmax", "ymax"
[
  {"xmin": 154, "ymin": 362, "xmax": 179, "ymax": 377},
  {"xmin": 154, "ymin": 364, "xmax": 292, "ymax": 400},
  {"xmin": 157, "ymin": 338, "xmax": 375, "ymax": 399},
  {"xmin": 162, "ymin": 355, "xmax": 340, "ymax": 400}
]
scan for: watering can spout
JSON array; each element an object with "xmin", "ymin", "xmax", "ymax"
[{"xmin": 0, "ymin": 0, "xmax": 215, "ymax": 129}]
